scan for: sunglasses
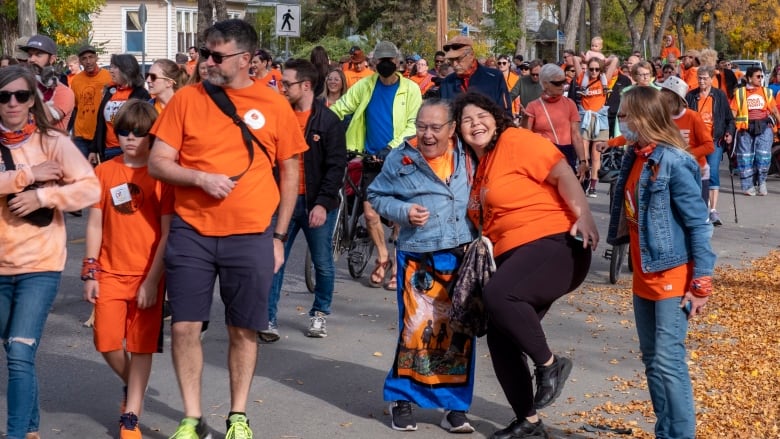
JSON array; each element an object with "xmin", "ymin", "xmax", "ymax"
[
  {"xmin": 0, "ymin": 90, "xmax": 33, "ymax": 104},
  {"xmin": 145, "ymin": 72, "xmax": 175, "ymax": 83},
  {"xmin": 588, "ymin": 68, "xmax": 600, "ymax": 72},
  {"xmin": 497, "ymin": 61, "xmax": 508, "ymax": 65},
  {"xmin": 530, "ymin": 73, "xmax": 539, "ymax": 77},
  {"xmin": 566, "ymin": 69, "xmax": 575, "ymax": 73},
  {"xmin": 115, "ymin": 127, "xmax": 149, "ymax": 138},
  {"xmin": 443, "ymin": 43, "xmax": 469, "ymax": 52},
  {"xmin": 199, "ymin": 47, "xmax": 245, "ymax": 64},
  {"xmin": 548, "ymin": 79, "xmax": 566, "ymax": 86},
  {"xmin": 754, "ymin": 75, "xmax": 764, "ymax": 79}
]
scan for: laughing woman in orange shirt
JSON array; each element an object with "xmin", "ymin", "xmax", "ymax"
[{"xmin": 454, "ymin": 92, "xmax": 598, "ymax": 439}]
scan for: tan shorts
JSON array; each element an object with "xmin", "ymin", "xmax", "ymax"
[{"xmin": 581, "ymin": 117, "xmax": 609, "ymax": 141}]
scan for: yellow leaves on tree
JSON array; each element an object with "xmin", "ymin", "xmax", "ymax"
[
  {"xmin": 714, "ymin": 0, "xmax": 780, "ymax": 56},
  {"xmin": 35, "ymin": 0, "xmax": 105, "ymax": 47}
]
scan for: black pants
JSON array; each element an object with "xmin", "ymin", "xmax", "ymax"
[{"xmin": 484, "ymin": 232, "xmax": 591, "ymax": 418}]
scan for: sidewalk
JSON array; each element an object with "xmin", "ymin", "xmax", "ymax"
[{"xmin": 1, "ymin": 167, "xmax": 778, "ymax": 439}]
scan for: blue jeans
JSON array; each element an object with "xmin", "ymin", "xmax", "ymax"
[
  {"xmin": 0, "ymin": 272, "xmax": 61, "ymax": 439},
  {"xmin": 633, "ymin": 295, "xmax": 695, "ymax": 439},
  {"xmin": 706, "ymin": 143, "xmax": 723, "ymax": 190},
  {"xmin": 268, "ymin": 195, "xmax": 338, "ymax": 324},
  {"xmin": 72, "ymin": 136, "xmax": 92, "ymax": 159}
]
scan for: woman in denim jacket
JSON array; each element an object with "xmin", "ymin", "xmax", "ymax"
[
  {"xmin": 607, "ymin": 86, "xmax": 716, "ymax": 439},
  {"xmin": 367, "ymin": 99, "xmax": 478, "ymax": 433}
]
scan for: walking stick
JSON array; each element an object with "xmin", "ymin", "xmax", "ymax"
[{"xmin": 729, "ymin": 135, "xmax": 739, "ymax": 223}]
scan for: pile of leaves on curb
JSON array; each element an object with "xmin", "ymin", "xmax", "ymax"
[{"xmin": 561, "ymin": 251, "xmax": 780, "ymax": 438}]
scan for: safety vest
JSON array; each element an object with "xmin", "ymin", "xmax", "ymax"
[{"xmin": 734, "ymin": 86, "xmax": 774, "ymax": 130}]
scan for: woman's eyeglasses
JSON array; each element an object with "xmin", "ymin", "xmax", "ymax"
[
  {"xmin": 0, "ymin": 90, "xmax": 33, "ymax": 104},
  {"xmin": 416, "ymin": 121, "xmax": 453, "ymax": 134},
  {"xmin": 145, "ymin": 73, "xmax": 175, "ymax": 83},
  {"xmin": 566, "ymin": 69, "xmax": 575, "ymax": 73},
  {"xmin": 115, "ymin": 128, "xmax": 149, "ymax": 138},
  {"xmin": 588, "ymin": 68, "xmax": 601, "ymax": 72},
  {"xmin": 497, "ymin": 61, "xmax": 508, "ymax": 65},
  {"xmin": 199, "ymin": 47, "xmax": 245, "ymax": 64}
]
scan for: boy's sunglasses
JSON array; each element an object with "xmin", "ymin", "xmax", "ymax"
[
  {"xmin": 115, "ymin": 128, "xmax": 149, "ymax": 138},
  {"xmin": 199, "ymin": 47, "xmax": 245, "ymax": 64}
]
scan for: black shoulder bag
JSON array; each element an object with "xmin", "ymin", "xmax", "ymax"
[
  {"xmin": 0, "ymin": 145, "xmax": 54, "ymax": 227},
  {"xmin": 202, "ymin": 80, "xmax": 273, "ymax": 181}
]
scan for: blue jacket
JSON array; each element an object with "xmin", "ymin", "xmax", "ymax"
[
  {"xmin": 439, "ymin": 64, "xmax": 511, "ymax": 114},
  {"xmin": 367, "ymin": 138, "xmax": 478, "ymax": 253},
  {"xmin": 607, "ymin": 145, "xmax": 716, "ymax": 279}
]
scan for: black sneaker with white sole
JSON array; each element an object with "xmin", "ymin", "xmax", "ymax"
[
  {"xmin": 441, "ymin": 410, "xmax": 475, "ymax": 433},
  {"xmin": 390, "ymin": 401, "xmax": 417, "ymax": 431}
]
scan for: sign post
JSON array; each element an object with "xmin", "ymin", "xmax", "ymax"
[
  {"xmin": 276, "ymin": 4, "xmax": 300, "ymax": 59},
  {"xmin": 139, "ymin": 3, "xmax": 148, "ymax": 75}
]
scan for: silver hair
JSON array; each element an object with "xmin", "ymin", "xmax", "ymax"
[{"xmin": 539, "ymin": 63, "xmax": 565, "ymax": 84}]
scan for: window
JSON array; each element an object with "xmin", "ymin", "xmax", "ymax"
[
  {"xmin": 125, "ymin": 9, "xmax": 144, "ymax": 53},
  {"xmin": 177, "ymin": 9, "xmax": 197, "ymax": 53}
]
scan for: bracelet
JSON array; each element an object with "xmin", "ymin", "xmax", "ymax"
[
  {"xmin": 690, "ymin": 277, "xmax": 712, "ymax": 297},
  {"xmin": 273, "ymin": 232, "xmax": 288, "ymax": 243},
  {"xmin": 80, "ymin": 257, "xmax": 101, "ymax": 281}
]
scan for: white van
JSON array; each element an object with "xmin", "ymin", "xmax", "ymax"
[{"xmin": 731, "ymin": 60, "xmax": 768, "ymax": 86}]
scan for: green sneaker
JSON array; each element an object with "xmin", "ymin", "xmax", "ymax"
[
  {"xmin": 169, "ymin": 417, "xmax": 212, "ymax": 439},
  {"xmin": 225, "ymin": 413, "xmax": 253, "ymax": 439}
]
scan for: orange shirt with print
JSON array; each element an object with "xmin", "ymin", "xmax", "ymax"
[
  {"xmin": 624, "ymin": 154, "xmax": 692, "ymax": 301},
  {"xmin": 102, "ymin": 87, "xmax": 133, "ymax": 150},
  {"xmin": 576, "ymin": 73, "xmax": 607, "ymax": 111},
  {"xmin": 467, "ymin": 128, "xmax": 576, "ymax": 257},
  {"xmin": 71, "ymin": 69, "xmax": 112, "ymax": 140},
  {"xmin": 257, "ymin": 69, "xmax": 283, "ymax": 92},
  {"xmin": 150, "ymin": 80, "xmax": 309, "ymax": 236},
  {"xmin": 672, "ymin": 109, "xmax": 714, "ymax": 167},
  {"xmin": 92, "ymin": 158, "xmax": 175, "ymax": 275}
]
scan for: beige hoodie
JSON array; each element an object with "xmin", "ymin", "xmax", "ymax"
[{"xmin": 0, "ymin": 130, "xmax": 100, "ymax": 274}]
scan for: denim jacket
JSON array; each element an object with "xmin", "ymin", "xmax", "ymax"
[
  {"xmin": 607, "ymin": 144, "xmax": 716, "ymax": 279},
  {"xmin": 367, "ymin": 138, "xmax": 478, "ymax": 253}
]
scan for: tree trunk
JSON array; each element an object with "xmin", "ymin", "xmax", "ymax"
[
  {"xmin": 214, "ymin": 0, "xmax": 228, "ymax": 21},
  {"xmin": 197, "ymin": 0, "xmax": 213, "ymax": 47},
  {"xmin": 562, "ymin": 0, "xmax": 584, "ymax": 53},
  {"xmin": 18, "ymin": 0, "xmax": 36, "ymax": 37},
  {"xmin": 515, "ymin": 0, "xmax": 528, "ymax": 58},
  {"xmin": 588, "ymin": 0, "xmax": 602, "ymax": 41}
]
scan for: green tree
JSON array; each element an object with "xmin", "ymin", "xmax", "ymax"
[{"xmin": 486, "ymin": 0, "xmax": 523, "ymax": 55}]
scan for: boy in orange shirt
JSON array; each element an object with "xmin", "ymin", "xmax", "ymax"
[{"xmin": 83, "ymin": 99, "xmax": 174, "ymax": 439}]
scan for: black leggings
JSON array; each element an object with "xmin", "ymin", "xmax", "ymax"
[{"xmin": 484, "ymin": 232, "xmax": 591, "ymax": 418}]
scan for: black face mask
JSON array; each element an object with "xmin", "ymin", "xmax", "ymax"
[{"xmin": 376, "ymin": 60, "xmax": 396, "ymax": 78}]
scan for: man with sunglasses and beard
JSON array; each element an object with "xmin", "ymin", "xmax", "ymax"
[
  {"xmin": 149, "ymin": 19, "xmax": 308, "ymax": 439},
  {"xmin": 20, "ymin": 35, "xmax": 75, "ymax": 131},
  {"xmin": 438, "ymin": 36, "xmax": 511, "ymax": 114}
]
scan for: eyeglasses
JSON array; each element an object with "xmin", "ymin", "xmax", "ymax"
[
  {"xmin": 754, "ymin": 75, "xmax": 764, "ymax": 79},
  {"xmin": 697, "ymin": 76, "xmax": 712, "ymax": 81},
  {"xmin": 199, "ymin": 47, "xmax": 245, "ymax": 64},
  {"xmin": 446, "ymin": 52, "xmax": 471, "ymax": 64},
  {"xmin": 497, "ymin": 61, "xmax": 508, "ymax": 65},
  {"xmin": 115, "ymin": 127, "xmax": 149, "ymax": 138},
  {"xmin": 588, "ymin": 68, "xmax": 600, "ymax": 72},
  {"xmin": 443, "ymin": 43, "xmax": 469, "ymax": 52},
  {"xmin": 145, "ymin": 72, "xmax": 175, "ymax": 83},
  {"xmin": 617, "ymin": 113, "xmax": 627, "ymax": 119},
  {"xmin": 636, "ymin": 72, "xmax": 651, "ymax": 78},
  {"xmin": 548, "ymin": 79, "xmax": 566, "ymax": 86},
  {"xmin": 416, "ymin": 121, "xmax": 452, "ymax": 133},
  {"xmin": 530, "ymin": 73, "xmax": 539, "ymax": 77},
  {"xmin": 566, "ymin": 69, "xmax": 575, "ymax": 73},
  {"xmin": 281, "ymin": 80, "xmax": 304, "ymax": 89},
  {"xmin": 0, "ymin": 90, "xmax": 33, "ymax": 104}
]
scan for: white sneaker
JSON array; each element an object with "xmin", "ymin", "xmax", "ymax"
[
  {"xmin": 306, "ymin": 312, "xmax": 327, "ymax": 338},
  {"xmin": 258, "ymin": 322, "xmax": 280, "ymax": 343},
  {"xmin": 758, "ymin": 182, "xmax": 768, "ymax": 196}
]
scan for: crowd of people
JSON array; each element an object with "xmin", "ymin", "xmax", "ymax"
[{"xmin": 9, "ymin": 23, "xmax": 778, "ymax": 439}]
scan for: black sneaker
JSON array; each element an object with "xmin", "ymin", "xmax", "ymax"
[
  {"xmin": 490, "ymin": 418, "xmax": 549, "ymax": 439},
  {"xmin": 390, "ymin": 401, "xmax": 417, "ymax": 431},
  {"xmin": 533, "ymin": 355, "xmax": 573, "ymax": 409},
  {"xmin": 441, "ymin": 410, "xmax": 475, "ymax": 433}
]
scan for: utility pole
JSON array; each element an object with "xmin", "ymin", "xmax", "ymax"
[
  {"xmin": 436, "ymin": 0, "xmax": 447, "ymax": 49},
  {"xmin": 18, "ymin": 0, "xmax": 37, "ymax": 36}
]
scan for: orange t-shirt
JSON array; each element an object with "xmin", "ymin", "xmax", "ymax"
[
  {"xmin": 102, "ymin": 86, "xmax": 133, "ymax": 150},
  {"xmin": 466, "ymin": 128, "xmax": 576, "ymax": 257},
  {"xmin": 185, "ymin": 59, "xmax": 197, "ymax": 77},
  {"xmin": 576, "ymin": 73, "xmax": 607, "ymax": 111},
  {"xmin": 411, "ymin": 73, "xmax": 435, "ymax": 95},
  {"xmin": 70, "ymin": 69, "xmax": 112, "ymax": 140},
  {"xmin": 624, "ymin": 153, "xmax": 692, "ymax": 300},
  {"xmin": 660, "ymin": 46, "xmax": 681, "ymax": 62},
  {"xmin": 150, "ymin": 80, "xmax": 308, "ymax": 236},
  {"xmin": 257, "ymin": 69, "xmax": 283, "ymax": 92},
  {"xmin": 92, "ymin": 158, "xmax": 175, "ymax": 275},
  {"xmin": 680, "ymin": 65, "xmax": 698, "ymax": 93},
  {"xmin": 345, "ymin": 67, "xmax": 373, "ymax": 89},
  {"xmin": 294, "ymin": 109, "xmax": 311, "ymax": 195},
  {"xmin": 672, "ymin": 109, "xmax": 714, "ymax": 167},
  {"xmin": 692, "ymin": 92, "xmax": 715, "ymax": 134}
]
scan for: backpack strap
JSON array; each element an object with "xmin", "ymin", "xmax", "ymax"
[
  {"xmin": 203, "ymin": 80, "xmax": 273, "ymax": 181},
  {"xmin": 0, "ymin": 144, "xmax": 16, "ymax": 171}
]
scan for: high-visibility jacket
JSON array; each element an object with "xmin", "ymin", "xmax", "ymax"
[{"xmin": 734, "ymin": 86, "xmax": 775, "ymax": 131}]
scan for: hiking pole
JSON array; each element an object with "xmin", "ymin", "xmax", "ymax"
[{"xmin": 729, "ymin": 135, "xmax": 739, "ymax": 223}]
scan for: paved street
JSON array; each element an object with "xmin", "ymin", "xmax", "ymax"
[{"xmin": 1, "ymin": 166, "xmax": 778, "ymax": 439}]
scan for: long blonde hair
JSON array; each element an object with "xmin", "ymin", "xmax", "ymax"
[{"xmin": 620, "ymin": 87, "xmax": 687, "ymax": 151}]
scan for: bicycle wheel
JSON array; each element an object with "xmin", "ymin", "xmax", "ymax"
[
  {"xmin": 348, "ymin": 223, "xmax": 375, "ymax": 279},
  {"xmin": 609, "ymin": 243, "xmax": 628, "ymax": 284},
  {"xmin": 331, "ymin": 196, "xmax": 347, "ymax": 262},
  {"xmin": 304, "ymin": 249, "xmax": 315, "ymax": 293}
]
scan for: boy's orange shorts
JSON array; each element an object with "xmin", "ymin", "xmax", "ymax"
[{"xmin": 93, "ymin": 272, "xmax": 164, "ymax": 354}]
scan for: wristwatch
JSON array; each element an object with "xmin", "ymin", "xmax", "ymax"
[{"xmin": 273, "ymin": 232, "xmax": 288, "ymax": 242}]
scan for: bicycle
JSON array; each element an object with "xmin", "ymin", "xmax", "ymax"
[
  {"xmin": 599, "ymin": 146, "xmax": 632, "ymax": 284},
  {"xmin": 305, "ymin": 155, "xmax": 375, "ymax": 292}
]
